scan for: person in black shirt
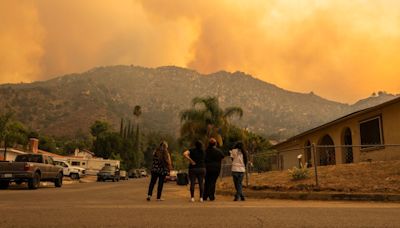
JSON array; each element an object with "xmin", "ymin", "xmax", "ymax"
[
  {"xmin": 183, "ymin": 140, "xmax": 206, "ymax": 202},
  {"xmin": 203, "ymin": 138, "xmax": 226, "ymax": 201}
]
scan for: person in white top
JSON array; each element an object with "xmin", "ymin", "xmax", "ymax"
[{"xmin": 230, "ymin": 142, "xmax": 248, "ymax": 201}]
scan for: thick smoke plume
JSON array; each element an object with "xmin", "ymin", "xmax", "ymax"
[{"xmin": 1, "ymin": 0, "xmax": 399, "ymax": 102}]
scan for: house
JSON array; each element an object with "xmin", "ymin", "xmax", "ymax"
[
  {"xmin": 272, "ymin": 97, "xmax": 400, "ymax": 170},
  {"xmin": 0, "ymin": 138, "xmax": 48, "ymax": 161},
  {"xmin": 0, "ymin": 148, "xmax": 26, "ymax": 161}
]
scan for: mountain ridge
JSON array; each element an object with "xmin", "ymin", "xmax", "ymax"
[{"xmin": 0, "ymin": 65, "xmax": 397, "ymax": 140}]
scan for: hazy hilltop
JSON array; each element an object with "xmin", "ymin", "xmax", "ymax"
[{"xmin": 0, "ymin": 65, "xmax": 397, "ymax": 140}]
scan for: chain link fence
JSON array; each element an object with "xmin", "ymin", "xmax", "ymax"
[{"xmin": 220, "ymin": 150, "xmax": 280, "ymax": 187}]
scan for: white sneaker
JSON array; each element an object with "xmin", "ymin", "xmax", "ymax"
[
  {"xmin": 199, "ymin": 198, "xmax": 203, "ymax": 203},
  {"xmin": 190, "ymin": 198, "xmax": 195, "ymax": 202}
]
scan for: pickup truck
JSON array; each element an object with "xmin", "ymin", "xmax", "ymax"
[
  {"xmin": 54, "ymin": 160, "xmax": 86, "ymax": 180},
  {"xmin": 0, "ymin": 154, "xmax": 64, "ymax": 190}
]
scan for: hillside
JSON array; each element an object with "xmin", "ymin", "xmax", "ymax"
[{"xmin": 0, "ymin": 65, "xmax": 397, "ymax": 140}]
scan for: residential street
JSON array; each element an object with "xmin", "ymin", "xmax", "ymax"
[{"xmin": 0, "ymin": 178, "xmax": 399, "ymax": 228}]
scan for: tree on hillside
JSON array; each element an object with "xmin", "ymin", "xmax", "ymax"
[
  {"xmin": 0, "ymin": 112, "xmax": 29, "ymax": 160},
  {"xmin": 0, "ymin": 112, "xmax": 13, "ymax": 145},
  {"xmin": 222, "ymin": 124, "xmax": 271, "ymax": 155},
  {"xmin": 90, "ymin": 120, "xmax": 110, "ymax": 138},
  {"xmin": 92, "ymin": 132, "xmax": 122, "ymax": 159},
  {"xmin": 222, "ymin": 125, "xmax": 245, "ymax": 152},
  {"xmin": 4, "ymin": 122, "xmax": 28, "ymax": 147},
  {"xmin": 180, "ymin": 96, "xmax": 243, "ymax": 147},
  {"xmin": 38, "ymin": 135, "xmax": 58, "ymax": 153},
  {"xmin": 241, "ymin": 129, "xmax": 273, "ymax": 172},
  {"xmin": 243, "ymin": 130, "xmax": 271, "ymax": 154},
  {"xmin": 90, "ymin": 120, "xmax": 117, "ymax": 159}
]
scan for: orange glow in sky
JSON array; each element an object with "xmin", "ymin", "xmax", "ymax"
[{"xmin": 1, "ymin": 0, "xmax": 400, "ymax": 103}]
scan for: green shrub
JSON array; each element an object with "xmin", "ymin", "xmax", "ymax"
[{"xmin": 288, "ymin": 165, "xmax": 310, "ymax": 180}]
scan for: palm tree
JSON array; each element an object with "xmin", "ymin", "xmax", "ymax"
[
  {"xmin": 133, "ymin": 105, "xmax": 142, "ymax": 119},
  {"xmin": 180, "ymin": 96, "xmax": 243, "ymax": 147}
]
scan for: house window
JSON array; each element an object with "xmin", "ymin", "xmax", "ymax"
[
  {"xmin": 360, "ymin": 116, "xmax": 383, "ymax": 149},
  {"xmin": 71, "ymin": 161, "xmax": 81, "ymax": 166}
]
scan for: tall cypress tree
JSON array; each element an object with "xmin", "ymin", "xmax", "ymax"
[
  {"xmin": 133, "ymin": 105, "xmax": 142, "ymax": 167},
  {"xmin": 119, "ymin": 118, "xmax": 124, "ymax": 136},
  {"xmin": 127, "ymin": 120, "xmax": 132, "ymax": 138}
]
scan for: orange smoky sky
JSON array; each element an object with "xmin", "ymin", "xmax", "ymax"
[{"xmin": 1, "ymin": 0, "xmax": 400, "ymax": 103}]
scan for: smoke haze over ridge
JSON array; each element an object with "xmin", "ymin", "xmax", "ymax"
[{"xmin": 1, "ymin": 0, "xmax": 400, "ymax": 103}]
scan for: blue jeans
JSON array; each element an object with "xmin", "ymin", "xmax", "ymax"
[{"xmin": 232, "ymin": 172, "xmax": 244, "ymax": 199}]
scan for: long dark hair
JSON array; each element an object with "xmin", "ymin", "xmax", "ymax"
[
  {"xmin": 234, "ymin": 141, "xmax": 248, "ymax": 165},
  {"xmin": 155, "ymin": 141, "xmax": 169, "ymax": 161}
]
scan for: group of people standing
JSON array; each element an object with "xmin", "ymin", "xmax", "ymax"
[{"xmin": 146, "ymin": 138, "xmax": 247, "ymax": 202}]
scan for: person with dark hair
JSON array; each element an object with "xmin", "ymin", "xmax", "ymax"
[
  {"xmin": 203, "ymin": 138, "xmax": 226, "ymax": 201},
  {"xmin": 147, "ymin": 141, "xmax": 173, "ymax": 201},
  {"xmin": 230, "ymin": 141, "xmax": 248, "ymax": 201},
  {"xmin": 183, "ymin": 140, "xmax": 206, "ymax": 202}
]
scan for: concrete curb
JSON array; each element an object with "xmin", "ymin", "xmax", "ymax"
[{"xmin": 217, "ymin": 190, "xmax": 400, "ymax": 202}]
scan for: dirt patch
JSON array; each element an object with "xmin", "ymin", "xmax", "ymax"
[{"xmin": 218, "ymin": 160, "xmax": 400, "ymax": 194}]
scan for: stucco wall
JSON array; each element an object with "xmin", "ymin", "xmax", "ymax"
[{"xmin": 0, "ymin": 149, "xmax": 25, "ymax": 161}]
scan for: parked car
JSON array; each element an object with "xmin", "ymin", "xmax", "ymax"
[
  {"xmin": 128, "ymin": 169, "xmax": 141, "ymax": 178},
  {"xmin": 165, "ymin": 170, "xmax": 178, "ymax": 182},
  {"xmin": 97, "ymin": 166, "xmax": 120, "ymax": 182},
  {"xmin": 0, "ymin": 154, "xmax": 63, "ymax": 190},
  {"xmin": 138, "ymin": 169, "xmax": 148, "ymax": 177},
  {"xmin": 54, "ymin": 160, "xmax": 86, "ymax": 180},
  {"xmin": 119, "ymin": 170, "xmax": 128, "ymax": 180}
]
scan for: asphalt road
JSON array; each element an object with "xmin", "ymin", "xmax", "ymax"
[{"xmin": 0, "ymin": 178, "xmax": 399, "ymax": 228}]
